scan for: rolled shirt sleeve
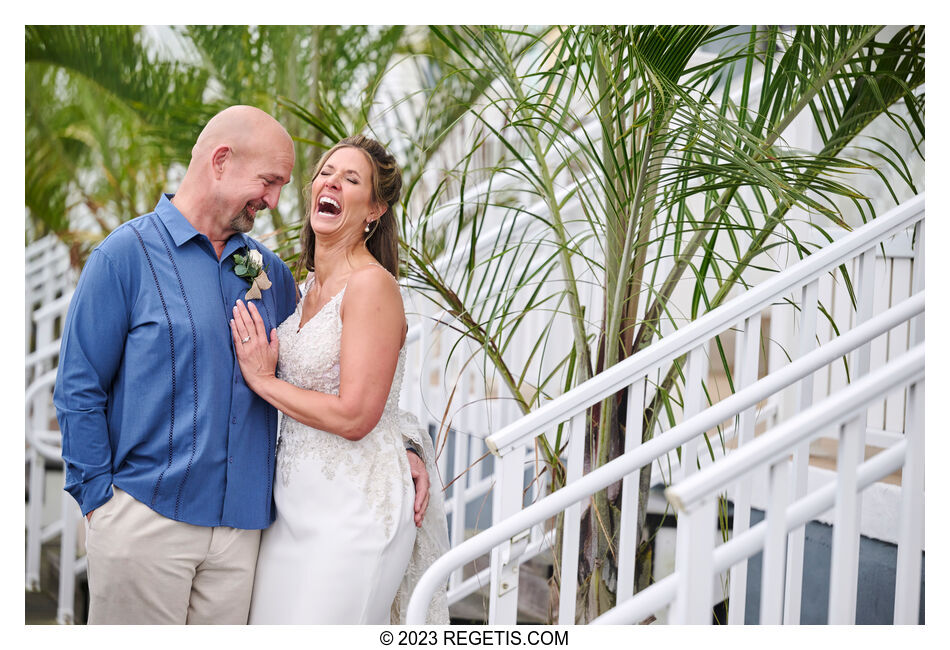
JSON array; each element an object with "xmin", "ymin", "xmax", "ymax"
[{"xmin": 54, "ymin": 248, "xmax": 131, "ymax": 515}]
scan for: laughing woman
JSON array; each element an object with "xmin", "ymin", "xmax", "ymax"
[{"xmin": 230, "ymin": 135, "xmax": 449, "ymax": 624}]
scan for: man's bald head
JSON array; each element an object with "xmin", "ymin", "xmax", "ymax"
[{"xmin": 192, "ymin": 105, "xmax": 293, "ymax": 163}]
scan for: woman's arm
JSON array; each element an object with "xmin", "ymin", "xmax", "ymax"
[{"xmin": 231, "ymin": 265, "xmax": 405, "ymax": 440}]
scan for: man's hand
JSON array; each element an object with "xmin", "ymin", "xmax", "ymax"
[{"xmin": 407, "ymin": 450, "xmax": 430, "ymax": 527}]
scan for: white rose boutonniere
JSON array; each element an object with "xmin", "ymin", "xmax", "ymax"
[{"xmin": 232, "ymin": 247, "xmax": 272, "ymax": 301}]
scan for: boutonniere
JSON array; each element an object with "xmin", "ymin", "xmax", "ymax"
[{"xmin": 232, "ymin": 247, "xmax": 272, "ymax": 301}]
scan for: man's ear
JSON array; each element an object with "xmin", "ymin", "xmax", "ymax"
[{"xmin": 211, "ymin": 145, "xmax": 232, "ymax": 179}]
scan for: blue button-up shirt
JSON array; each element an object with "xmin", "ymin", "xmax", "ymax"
[{"xmin": 54, "ymin": 195, "xmax": 297, "ymax": 529}]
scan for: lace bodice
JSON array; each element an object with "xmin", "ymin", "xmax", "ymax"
[
  {"xmin": 271, "ymin": 274, "xmax": 449, "ymax": 624},
  {"xmin": 275, "ymin": 284, "xmax": 407, "ymax": 422}
]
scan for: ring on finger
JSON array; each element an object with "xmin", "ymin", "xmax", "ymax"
[{"xmin": 241, "ymin": 336, "xmax": 251, "ymax": 344}]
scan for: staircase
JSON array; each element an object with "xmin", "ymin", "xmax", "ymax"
[{"xmin": 406, "ymin": 193, "xmax": 925, "ymax": 624}]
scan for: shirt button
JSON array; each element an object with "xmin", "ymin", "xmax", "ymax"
[
  {"xmin": 232, "ymin": 417, "xmax": 237, "ymax": 425},
  {"xmin": 229, "ymin": 456, "xmax": 234, "ymax": 464}
]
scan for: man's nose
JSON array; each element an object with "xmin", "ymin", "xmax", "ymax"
[{"xmin": 265, "ymin": 186, "xmax": 281, "ymax": 209}]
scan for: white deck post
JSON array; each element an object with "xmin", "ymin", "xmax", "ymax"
[
  {"xmin": 616, "ymin": 377, "xmax": 646, "ymax": 604},
  {"xmin": 827, "ymin": 415, "xmax": 863, "ymax": 624},
  {"xmin": 785, "ymin": 279, "xmax": 818, "ymax": 624},
  {"xmin": 680, "ymin": 344, "xmax": 709, "ymax": 480},
  {"xmin": 57, "ymin": 493, "xmax": 79, "ymax": 624},
  {"xmin": 828, "ymin": 248, "xmax": 877, "ymax": 623},
  {"xmin": 909, "ymin": 220, "xmax": 925, "ymax": 344},
  {"xmin": 669, "ymin": 498, "xmax": 717, "ymax": 623},
  {"xmin": 893, "ymin": 377, "xmax": 924, "ymax": 623},
  {"xmin": 728, "ymin": 312, "xmax": 760, "ymax": 624},
  {"xmin": 558, "ymin": 412, "xmax": 586, "ymax": 624},
  {"xmin": 449, "ymin": 372, "xmax": 470, "ymax": 590},
  {"xmin": 488, "ymin": 445, "xmax": 526, "ymax": 623},
  {"xmin": 25, "ymin": 446, "xmax": 44, "ymax": 591},
  {"xmin": 760, "ymin": 459, "xmax": 790, "ymax": 623}
]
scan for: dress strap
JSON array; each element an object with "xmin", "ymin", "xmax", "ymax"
[
  {"xmin": 364, "ymin": 261, "xmax": 397, "ymax": 282},
  {"xmin": 299, "ymin": 273, "xmax": 316, "ymax": 298}
]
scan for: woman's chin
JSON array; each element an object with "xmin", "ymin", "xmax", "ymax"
[{"xmin": 310, "ymin": 212, "xmax": 342, "ymax": 229}]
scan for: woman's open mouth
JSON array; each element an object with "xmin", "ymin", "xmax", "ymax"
[{"xmin": 317, "ymin": 196, "xmax": 342, "ymax": 217}]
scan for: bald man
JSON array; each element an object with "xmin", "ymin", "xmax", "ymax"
[{"xmin": 53, "ymin": 106, "xmax": 431, "ymax": 625}]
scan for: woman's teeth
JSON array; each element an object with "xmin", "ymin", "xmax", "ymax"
[{"xmin": 318, "ymin": 197, "xmax": 341, "ymax": 215}]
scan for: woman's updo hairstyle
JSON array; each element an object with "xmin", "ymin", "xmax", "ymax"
[{"xmin": 298, "ymin": 134, "xmax": 403, "ymax": 279}]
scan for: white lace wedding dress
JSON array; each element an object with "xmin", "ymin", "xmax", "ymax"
[{"xmin": 248, "ymin": 277, "xmax": 449, "ymax": 624}]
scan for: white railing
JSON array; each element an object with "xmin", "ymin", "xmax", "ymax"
[
  {"xmin": 597, "ymin": 345, "xmax": 924, "ymax": 624},
  {"xmin": 399, "ymin": 316, "xmax": 553, "ymax": 606},
  {"xmin": 406, "ymin": 193, "xmax": 924, "ymax": 624},
  {"xmin": 25, "ymin": 235, "xmax": 83, "ymax": 625},
  {"xmin": 26, "ymin": 235, "xmax": 74, "ymax": 384}
]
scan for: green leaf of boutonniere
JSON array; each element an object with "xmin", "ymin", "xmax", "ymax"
[{"xmin": 231, "ymin": 246, "xmax": 272, "ymax": 300}]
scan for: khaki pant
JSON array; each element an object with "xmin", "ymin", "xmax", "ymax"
[{"xmin": 84, "ymin": 487, "xmax": 261, "ymax": 624}]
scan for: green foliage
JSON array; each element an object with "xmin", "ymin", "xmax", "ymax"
[
  {"xmin": 25, "ymin": 26, "xmax": 207, "ymax": 253},
  {"xmin": 25, "ymin": 25, "xmax": 410, "ymax": 263}
]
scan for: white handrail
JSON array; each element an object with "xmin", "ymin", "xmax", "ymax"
[
  {"xmin": 664, "ymin": 347, "xmax": 924, "ymax": 624},
  {"xmin": 446, "ymin": 528, "xmax": 557, "ymax": 605},
  {"xmin": 405, "ymin": 292, "xmax": 923, "ymax": 623},
  {"xmin": 485, "ymin": 194, "xmax": 924, "ymax": 456},
  {"xmin": 667, "ymin": 344, "xmax": 924, "ymax": 511},
  {"xmin": 593, "ymin": 435, "xmax": 910, "ymax": 624}
]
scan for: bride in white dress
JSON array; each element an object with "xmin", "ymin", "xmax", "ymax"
[{"xmin": 230, "ymin": 136, "xmax": 449, "ymax": 624}]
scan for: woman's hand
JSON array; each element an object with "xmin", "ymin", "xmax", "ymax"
[
  {"xmin": 230, "ymin": 300, "xmax": 279, "ymax": 392},
  {"xmin": 407, "ymin": 451, "xmax": 430, "ymax": 527}
]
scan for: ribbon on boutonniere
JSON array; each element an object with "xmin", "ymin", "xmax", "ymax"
[{"xmin": 232, "ymin": 247, "xmax": 272, "ymax": 301}]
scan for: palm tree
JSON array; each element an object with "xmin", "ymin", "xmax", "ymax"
[
  {"xmin": 25, "ymin": 26, "xmax": 210, "ymax": 261},
  {"xmin": 395, "ymin": 25, "xmax": 924, "ymax": 621}
]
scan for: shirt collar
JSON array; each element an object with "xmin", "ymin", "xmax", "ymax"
[
  {"xmin": 155, "ymin": 194, "xmax": 201, "ymax": 248},
  {"xmin": 155, "ymin": 194, "xmax": 251, "ymax": 255}
]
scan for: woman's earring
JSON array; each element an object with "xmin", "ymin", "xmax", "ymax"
[{"xmin": 364, "ymin": 222, "xmax": 371, "ymax": 233}]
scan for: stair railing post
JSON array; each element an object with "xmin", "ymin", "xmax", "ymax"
[
  {"xmin": 892, "ymin": 219, "xmax": 925, "ymax": 623},
  {"xmin": 784, "ymin": 279, "xmax": 818, "ymax": 624},
  {"xmin": 616, "ymin": 376, "xmax": 646, "ymax": 605},
  {"xmin": 557, "ymin": 412, "xmax": 586, "ymax": 624},
  {"xmin": 449, "ymin": 371, "xmax": 470, "ymax": 591},
  {"xmin": 828, "ymin": 247, "xmax": 877, "ymax": 623},
  {"xmin": 727, "ymin": 312, "xmax": 761, "ymax": 624},
  {"xmin": 488, "ymin": 444, "xmax": 527, "ymax": 623},
  {"xmin": 893, "ymin": 376, "xmax": 924, "ymax": 623},
  {"xmin": 669, "ymin": 497, "xmax": 717, "ymax": 623},
  {"xmin": 679, "ymin": 344, "xmax": 709, "ymax": 482},
  {"xmin": 25, "ymin": 444, "xmax": 44, "ymax": 591},
  {"xmin": 909, "ymin": 220, "xmax": 924, "ymax": 343},
  {"xmin": 759, "ymin": 458, "xmax": 791, "ymax": 623},
  {"xmin": 57, "ymin": 491, "xmax": 79, "ymax": 624}
]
